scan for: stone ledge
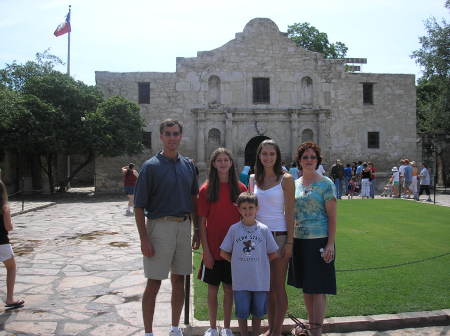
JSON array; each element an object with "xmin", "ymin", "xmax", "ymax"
[{"xmin": 184, "ymin": 309, "xmax": 449, "ymax": 335}]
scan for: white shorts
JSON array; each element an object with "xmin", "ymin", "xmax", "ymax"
[{"xmin": 0, "ymin": 244, "xmax": 14, "ymax": 262}]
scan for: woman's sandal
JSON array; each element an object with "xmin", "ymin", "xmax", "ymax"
[{"xmin": 288, "ymin": 313, "xmax": 310, "ymax": 336}]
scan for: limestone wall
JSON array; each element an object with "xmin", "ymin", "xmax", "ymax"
[{"xmin": 94, "ymin": 18, "xmax": 417, "ymax": 192}]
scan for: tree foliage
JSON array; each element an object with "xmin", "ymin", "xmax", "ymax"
[
  {"xmin": 0, "ymin": 52, "xmax": 144, "ymax": 192},
  {"xmin": 411, "ymin": 14, "xmax": 450, "ymax": 134},
  {"xmin": 411, "ymin": 17, "xmax": 450, "ymax": 79},
  {"xmin": 287, "ymin": 22, "xmax": 348, "ymax": 58}
]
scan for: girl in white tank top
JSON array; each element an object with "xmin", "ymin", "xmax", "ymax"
[
  {"xmin": 249, "ymin": 139, "xmax": 295, "ymax": 336},
  {"xmin": 254, "ymin": 176, "xmax": 287, "ymax": 232}
]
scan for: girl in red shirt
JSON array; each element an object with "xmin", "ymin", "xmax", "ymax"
[{"xmin": 198, "ymin": 148, "xmax": 247, "ymax": 336}]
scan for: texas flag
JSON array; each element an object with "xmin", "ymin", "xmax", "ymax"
[{"xmin": 54, "ymin": 11, "xmax": 71, "ymax": 37}]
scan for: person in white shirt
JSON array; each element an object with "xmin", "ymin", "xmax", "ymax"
[
  {"xmin": 398, "ymin": 160, "xmax": 407, "ymax": 196},
  {"xmin": 418, "ymin": 163, "xmax": 432, "ymax": 202},
  {"xmin": 391, "ymin": 167, "xmax": 400, "ymax": 198},
  {"xmin": 316, "ymin": 164, "xmax": 326, "ymax": 176}
]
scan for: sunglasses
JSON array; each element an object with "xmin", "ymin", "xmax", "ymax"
[
  {"xmin": 301, "ymin": 155, "xmax": 317, "ymax": 160},
  {"xmin": 163, "ymin": 131, "xmax": 181, "ymax": 137}
]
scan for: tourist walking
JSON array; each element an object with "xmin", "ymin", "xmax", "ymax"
[
  {"xmin": 330, "ymin": 160, "xmax": 344, "ymax": 199},
  {"xmin": 347, "ymin": 176, "xmax": 358, "ymax": 199},
  {"xmin": 360, "ymin": 164, "xmax": 372, "ymax": 199},
  {"xmin": 316, "ymin": 163, "xmax": 326, "ymax": 176},
  {"xmin": 403, "ymin": 159, "xmax": 413, "ymax": 199},
  {"xmin": 418, "ymin": 163, "xmax": 432, "ymax": 202},
  {"xmin": 249, "ymin": 139, "xmax": 295, "ymax": 336},
  {"xmin": 0, "ymin": 179, "xmax": 24, "ymax": 309},
  {"xmin": 391, "ymin": 167, "xmax": 400, "ymax": 198},
  {"xmin": 411, "ymin": 161, "xmax": 419, "ymax": 200},
  {"xmin": 288, "ymin": 142, "xmax": 336, "ymax": 336},
  {"xmin": 220, "ymin": 192, "xmax": 279, "ymax": 336},
  {"xmin": 121, "ymin": 163, "xmax": 139, "ymax": 215},
  {"xmin": 198, "ymin": 148, "xmax": 247, "ymax": 336},
  {"xmin": 239, "ymin": 166, "xmax": 251, "ymax": 187},
  {"xmin": 343, "ymin": 164, "xmax": 353, "ymax": 196},
  {"xmin": 368, "ymin": 162, "xmax": 376, "ymax": 198},
  {"xmin": 134, "ymin": 119, "xmax": 200, "ymax": 336},
  {"xmin": 289, "ymin": 162, "xmax": 300, "ymax": 180}
]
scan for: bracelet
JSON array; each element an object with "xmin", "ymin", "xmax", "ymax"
[{"xmin": 286, "ymin": 242, "xmax": 293, "ymax": 245}]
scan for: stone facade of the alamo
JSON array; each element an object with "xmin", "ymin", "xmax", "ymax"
[{"xmin": 94, "ymin": 18, "xmax": 416, "ymax": 192}]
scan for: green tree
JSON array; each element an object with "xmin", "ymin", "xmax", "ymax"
[
  {"xmin": 411, "ymin": 3, "xmax": 450, "ymax": 186},
  {"xmin": 87, "ymin": 96, "xmax": 144, "ymax": 157},
  {"xmin": 411, "ymin": 16, "xmax": 450, "ymax": 134},
  {"xmin": 0, "ymin": 52, "xmax": 145, "ymax": 192},
  {"xmin": 287, "ymin": 22, "xmax": 348, "ymax": 58}
]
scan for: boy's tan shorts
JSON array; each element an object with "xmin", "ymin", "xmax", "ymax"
[{"xmin": 143, "ymin": 217, "xmax": 192, "ymax": 280}]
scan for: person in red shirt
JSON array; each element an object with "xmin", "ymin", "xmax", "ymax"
[
  {"xmin": 198, "ymin": 148, "xmax": 247, "ymax": 336},
  {"xmin": 121, "ymin": 163, "xmax": 139, "ymax": 215}
]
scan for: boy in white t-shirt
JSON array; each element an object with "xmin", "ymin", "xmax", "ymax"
[{"xmin": 220, "ymin": 192, "xmax": 278, "ymax": 336}]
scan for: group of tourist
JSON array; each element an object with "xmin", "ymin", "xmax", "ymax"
[
  {"xmin": 272, "ymin": 159, "xmax": 377, "ymax": 200},
  {"xmin": 132, "ymin": 119, "xmax": 337, "ymax": 336},
  {"xmin": 387, "ymin": 159, "xmax": 432, "ymax": 201}
]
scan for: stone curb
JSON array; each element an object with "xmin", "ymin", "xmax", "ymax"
[
  {"xmin": 185, "ymin": 309, "xmax": 449, "ymax": 335},
  {"xmin": 11, "ymin": 202, "xmax": 56, "ymax": 217}
]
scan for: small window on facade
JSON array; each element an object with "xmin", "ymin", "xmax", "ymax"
[
  {"xmin": 368, "ymin": 132, "xmax": 379, "ymax": 149},
  {"xmin": 363, "ymin": 83, "xmax": 373, "ymax": 105},
  {"xmin": 253, "ymin": 78, "xmax": 270, "ymax": 104},
  {"xmin": 302, "ymin": 129, "xmax": 314, "ymax": 143},
  {"xmin": 142, "ymin": 131, "xmax": 152, "ymax": 149},
  {"xmin": 138, "ymin": 82, "xmax": 150, "ymax": 104}
]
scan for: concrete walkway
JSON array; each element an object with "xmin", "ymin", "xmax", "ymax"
[{"xmin": 1, "ymin": 194, "xmax": 448, "ymax": 335}]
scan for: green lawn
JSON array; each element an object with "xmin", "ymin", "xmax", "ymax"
[{"xmin": 193, "ymin": 199, "xmax": 450, "ymax": 319}]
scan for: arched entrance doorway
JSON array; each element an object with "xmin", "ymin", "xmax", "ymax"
[{"xmin": 244, "ymin": 136, "xmax": 271, "ymax": 167}]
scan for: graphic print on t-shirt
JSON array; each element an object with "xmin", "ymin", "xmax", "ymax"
[
  {"xmin": 235, "ymin": 231, "xmax": 263, "ymax": 261},
  {"xmin": 243, "ymin": 240, "xmax": 255, "ymax": 254}
]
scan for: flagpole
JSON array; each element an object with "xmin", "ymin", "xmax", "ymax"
[
  {"xmin": 67, "ymin": 5, "xmax": 71, "ymax": 75},
  {"xmin": 66, "ymin": 4, "xmax": 71, "ymax": 189}
]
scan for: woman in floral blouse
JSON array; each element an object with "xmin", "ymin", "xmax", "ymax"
[{"xmin": 287, "ymin": 142, "xmax": 337, "ymax": 336}]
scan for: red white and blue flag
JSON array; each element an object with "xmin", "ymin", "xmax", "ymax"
[{"xmin": 54, "ymin": 11, "xmax": 71, "ymax": 37}]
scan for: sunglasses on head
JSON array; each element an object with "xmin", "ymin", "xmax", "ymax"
[
  {"xmin": 301, "ymin": 155, "xmax": 317, "ymax": 160},
  {"xmin": 163, "ymin": 131, "xmax": 181, "ymax": 137}
]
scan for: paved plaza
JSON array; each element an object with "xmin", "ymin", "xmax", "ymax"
[{"xmin": 1, "ymin": 193, "xmax": 449, "ymax": 335}]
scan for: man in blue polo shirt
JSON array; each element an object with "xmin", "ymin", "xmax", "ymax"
[{"xmin": 134, "ymin": 119, "xmax": 200, "ymax": 336}]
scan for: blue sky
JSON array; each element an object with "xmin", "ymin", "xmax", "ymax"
[{"xmin": 1, "ymin": 0, "xmax": 448, "ymax": 85}]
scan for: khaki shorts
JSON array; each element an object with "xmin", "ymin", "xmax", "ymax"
[{"xmin": 143, "ymin": 217, "xmax": 192, "ymax": 280}]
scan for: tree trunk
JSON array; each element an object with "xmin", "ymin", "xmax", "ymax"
[
  {"xmin": 47, "ymin": 153, "xmax": 55, "ymax": 193},
  {"xmin": 59, "ymin": 151, "xmax": 94, "ymax": 192}
]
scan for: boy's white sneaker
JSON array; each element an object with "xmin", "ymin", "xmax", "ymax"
[
  {"xmin": 220, "ymin": 328, "xmax": 234, "ymax": 336},
  {"xmin": 169, "ymin": 327, "xmax": 183, "ymax": 336},
  {"xmin": 204, "ymin": 328, "xmax": 219, "ymax": 336}
]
